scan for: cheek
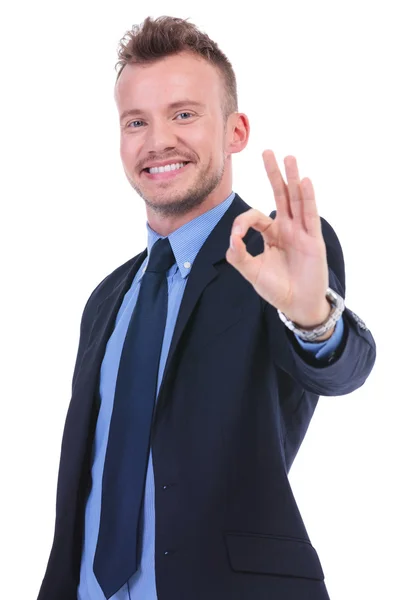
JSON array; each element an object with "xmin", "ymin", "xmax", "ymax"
[
  {"xmin": 189, "ymin": 132, "xmax": 222, "ymax": 166},
  {"xmin": 120, "ymin": 138, "xmax": 137, "ymax": 166},
  {"xmin": 183, "ymin": 121, "xmax": 218, "ymax": 149}
]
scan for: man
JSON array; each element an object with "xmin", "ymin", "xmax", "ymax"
[{"xmin": 37, "ymin": 15, "xmax": 376, "ymax": 600}]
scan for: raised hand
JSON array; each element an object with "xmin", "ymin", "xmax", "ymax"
[{"xmin": 226, "ymin": 150, "xmax": 331, "ymax": 330}]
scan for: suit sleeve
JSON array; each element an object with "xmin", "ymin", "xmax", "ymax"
[{"xmin": 264, "ymin": 211, "xmax": 377, "ymax": 396}]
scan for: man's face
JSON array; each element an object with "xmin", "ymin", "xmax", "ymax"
[{"xmin": 115, "ymin": 51, "xmax": 230, "ymax": 218}]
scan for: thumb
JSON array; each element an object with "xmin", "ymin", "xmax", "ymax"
[{"xmin": 226, "ymin": 233, "xmax": 262, "ymax": 286}]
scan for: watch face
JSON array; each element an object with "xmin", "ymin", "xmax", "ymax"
[{"xmin": 348, "ymin": 309, "xmax": 368, "ymax": 331}]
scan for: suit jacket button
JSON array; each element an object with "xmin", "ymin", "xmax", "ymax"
[{"xmin": 328, "ymin": 351, "xmax": 336, "ymax": 363}]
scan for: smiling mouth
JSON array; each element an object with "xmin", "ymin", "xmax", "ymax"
[
  {"xmin": 142, "ymin": 161, "xmax": 191, "ymax": 174},
  {"xmin": 141, "ymin": 162, "xmax": 193, "ymax": 183}
]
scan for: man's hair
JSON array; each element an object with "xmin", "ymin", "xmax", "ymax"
[{"xmin": 115, "ymin": 16, "xmax": 238, "ymax": 121}]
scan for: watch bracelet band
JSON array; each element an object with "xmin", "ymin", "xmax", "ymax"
[{"xmin": 277, "ymin": 287, "xmax": 345, "ymax": 342}]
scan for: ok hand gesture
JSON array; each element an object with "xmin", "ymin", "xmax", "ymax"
[{"xmin": 226, "ymin": 150, "xmax": 331, "ymax": 329}]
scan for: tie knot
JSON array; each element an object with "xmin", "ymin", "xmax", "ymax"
[{"xmin": 146, "ymin": 237, "xmax": 175, "ymax": 273}]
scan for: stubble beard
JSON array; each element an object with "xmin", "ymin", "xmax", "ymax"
[{"xmin": 129, "ymin": 156, "xmax": 226, "ymax": 218}]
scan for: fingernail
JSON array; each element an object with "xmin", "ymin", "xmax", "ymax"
[
  {"xmin": 233, "ymin": 225, "xmax": 242, "ymax": 234},
  {"xmin": 230, "ymin": 235, "xmax": 235, "ymax": 250}
]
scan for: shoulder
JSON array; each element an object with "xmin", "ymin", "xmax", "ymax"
[{"xmin": 83, "ymin": 250, "xmax": 146, "ymax": 315}]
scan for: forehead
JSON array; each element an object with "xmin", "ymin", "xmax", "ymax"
[{"xmin": 114, "ymin": 51, "xmax": 223, "ymax": 112}]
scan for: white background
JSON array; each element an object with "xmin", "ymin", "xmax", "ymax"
[{"xmin": 1, "ymin": 0, "xmax": 398, "ymax": 598}]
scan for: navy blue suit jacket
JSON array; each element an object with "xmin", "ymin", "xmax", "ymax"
[{"xmin": 37, "ymin": 193, "xmax": 376, "ymax": 600}]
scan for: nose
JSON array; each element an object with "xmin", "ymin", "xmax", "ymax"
[{"xmin": 144, "ymin": 118, "xmax": 178, "ymax": 155}]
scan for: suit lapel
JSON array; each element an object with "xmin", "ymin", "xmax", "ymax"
[
  {"xmin": 72, "ymin": 249, "xmax": 147, "ymax": 397},
  {"xmin": 63, "ymin": 250, "xmax": 148, "ymax": 510}
]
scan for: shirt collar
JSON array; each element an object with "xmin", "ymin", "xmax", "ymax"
[{"xmin": 137, "ymin": 191, "xmax": 236, "ymax": 282}]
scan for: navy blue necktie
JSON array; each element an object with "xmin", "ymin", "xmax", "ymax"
[{"xmin": 94, "ymin": 237, "xmax": 176, "ymax": 599}]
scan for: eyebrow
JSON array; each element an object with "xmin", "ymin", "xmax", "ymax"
[{"xmin": 119, "ymin": 100, "xmax": 206, "ymax": 124}]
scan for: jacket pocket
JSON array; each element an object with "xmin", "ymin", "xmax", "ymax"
[{"xmin": 224, "ymin": 532, "xmax": 324, "ymax": 581}]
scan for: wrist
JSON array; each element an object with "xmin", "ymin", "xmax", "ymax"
[
  {"xmin": 277, "ymin": 288, "xmax": 345, "ymax": 343},
  {"xmin": 294, "ymin": 300, "xmax": 333, "ymax": 341},
  {"xmin": 286, "ymin": 300, "xmax": 332, "ymax": 331}
]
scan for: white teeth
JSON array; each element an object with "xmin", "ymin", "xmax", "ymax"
[{"xmin": 149, "ymin": 162, "xmax": 186, "ymax": 174}]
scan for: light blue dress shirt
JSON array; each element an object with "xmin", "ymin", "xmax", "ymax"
[{"xmin": 78, "ymin": 191, "xmax": 344, "ymax": 599}]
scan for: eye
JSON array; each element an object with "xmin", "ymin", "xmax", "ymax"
[
  {"xmin": 176, "ymin": 112, "xmax": 193, "ymax": 120},
  {"xmin": 127, "ymin": 120, "xmax": 144, "ymax": 128}
]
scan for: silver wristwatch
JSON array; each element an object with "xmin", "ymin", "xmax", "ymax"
[{"xmin": 277, "ymin": 287, "xmax": 345, "ymax": 342}]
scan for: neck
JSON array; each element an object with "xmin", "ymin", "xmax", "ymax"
[{"xmin": 146, "ymin": 187, "xmax": 233, "ymax": 237}]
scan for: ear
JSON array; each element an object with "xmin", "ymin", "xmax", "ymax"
[{"xmin": 225, "ymin": 113, "xmax": 250, "ymax": 155}]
